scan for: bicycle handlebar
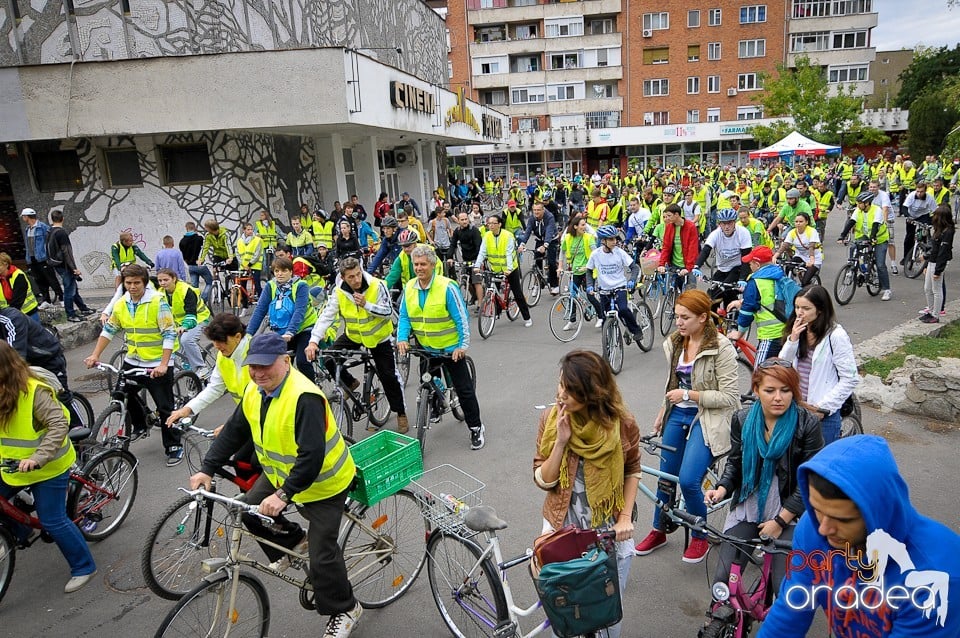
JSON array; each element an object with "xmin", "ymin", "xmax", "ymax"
[
  {"xmin": 640, "ymin": 434, "xmax": 678, "ymax": 454},
  {"xmin": 171, "ymin": 418, "xmax": 216, "ymax": 438},
  {"xmin": 652, "ymin": 495, "xmax": 792, "ymax": 554},
  {"xmin": 178, "ymin": 487, "xmax": 275, "ymax": 526},
  {"xmin": 1, "ymin": 459, "xmax": 24, "ymax": 473},
  {"xmin": 320, "ymin": 348, "xmax": 374, "ymax": 361},
  {"xmin": 96, "ymin": 363, "xmax": 153, "ymax": 377}
]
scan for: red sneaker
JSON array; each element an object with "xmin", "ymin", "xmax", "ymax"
[
  {"xmin": 682, "ymin": 537, "xmax": 710, "ymax": 563},
  {"xmin": 634, "ymin": 530, "xmax": 667, "ymax": 555}
]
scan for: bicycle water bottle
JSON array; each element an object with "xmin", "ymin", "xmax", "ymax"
[
  {"xmin": 433, "ymin": 377, "xmax": 449, "ymax": 409},
  {"xmin": 860, "ymin": 263, "xmax": 868, "ymax": 274},
  {"xmin": 182, "ymin": 362, "xmax": 191, "ymax": 371}
]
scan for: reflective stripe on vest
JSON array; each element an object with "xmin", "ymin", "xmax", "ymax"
[
  {"xmin": 855, "ymin": 205, "xmax": 889, "ymax": 244},
  {"xmin": 113, "ymin": 294, "xmax": 166, "ymax": 362},
  {"xmin": 268, "ymin": 279, "xmax": 318, "ymax": 333},
  {"xmin": 0, "ymin": 378, "xmax": 74, "ymax": 486},
  {"xmin": 237, "ymin": 236, "xmax": 263, "ymax": 270},
  {"xmin": 255, "ymin": 221, "xmax": 278, "ymax": 247},
  {"xmin": 338, "ymin": 280, "xmax": 392, "ymax": 348},
  {"xmin": 215, "ymin": 336, "xmax": 251, "ymax": 402},
  {"xmin": 403, "ymin": 276, "xmax": 459, "ymax": 349},
  {"xmin": 484, "ymin": 232, "xmax": 510, "ymax": 273},
  {"xmin": 9, "ymin": 268, "xmax": 38, "ymax": 314},
  {"xmin": 312, "ymin": 221, "xmax": 334, "ymax": 248},
  {"xmin": 169, "ymin": 280, "xmax": 210, "ymax": 324},
  {"xmin": 115, "ymin": 243, "xmax": 136, "ymax": 267},
  {"xmin": 753, "ymin": 278, "xmax": 783, "ymax": 340},
  {"xmin": 241, "ymin": 371, "xmax": 354, "ymax": 503}
]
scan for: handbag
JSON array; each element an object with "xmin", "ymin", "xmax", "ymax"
[
  {"xmin": 535, "ymin": 546, "xmax": 623, "ymax": 638},
  {"xmin": 533, "ymin": 525, "xmax": 598, "ymax": 573}
]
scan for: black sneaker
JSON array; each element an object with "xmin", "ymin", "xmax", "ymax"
[
  {"xmin": 470, "ymin": 425, "xmax": 485, "ymax": 450},
  {"xmin": 166, "ymin": 446, "xmax": 184, "ymax": 467},
  {"xmin": 79, "ymin": 308, "xmax": 97, "ymax": 316}
]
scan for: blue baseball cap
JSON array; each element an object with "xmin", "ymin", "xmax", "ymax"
[{"xmin": 243, "ymin": 333, "xmax": 288, "ymax": 366}]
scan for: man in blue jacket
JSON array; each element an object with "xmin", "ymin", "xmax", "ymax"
[
  {"xmin": 20, "ymin": 208, "xmax": 63, "ymax": 307},
  {"xmin": 759, "ymin": 435, "xmax": 960, "ymax": 638}
]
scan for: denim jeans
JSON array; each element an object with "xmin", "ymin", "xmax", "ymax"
[
  {"xmin": 188, "ymin": 265, "xmax": 213, "ymax": 303},
  {"xmin": 821, "ymin": 410, "xmax": 841, "ymax": 445},
  {"xmin": 56, "ymin": 266, "xmax": 90, "ymax": 317},
  {"xmin": 874, "ymin": 242, "xmax": 890, "ymax": 291},
  {"xmin": 0, "ymin": 469, "xmax": 96, "ymax": 576},
  {"xmin": 654, "ymin": 406, "xmax": 713, "ymax": 539},
  {"xmin": 179, "ymin": 323, "xmax": 207, "ymax": 369}
]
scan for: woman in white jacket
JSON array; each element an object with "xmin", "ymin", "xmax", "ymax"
[{"xmin": 778, "ymin": 285, "xmax": 858, "ymax": 444}]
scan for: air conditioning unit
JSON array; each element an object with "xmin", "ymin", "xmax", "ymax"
[
  {"xmin": 394, "ymin": 146, "xmax": 416, "ymax": 166},
  {"xmin": 727, "ymin": 87, "xmax": 738, "ymax": 96},
  {"xmin": 642, "ymin": 29, "xmax": 653, "ymax": 38}
]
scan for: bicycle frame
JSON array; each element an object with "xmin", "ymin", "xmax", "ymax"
[{"xmin": 96, "ymin": 363, "xmax": 157, "ymax": 444}]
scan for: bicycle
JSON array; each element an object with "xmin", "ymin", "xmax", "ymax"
[
  {"xmin": 407, "ymin": 348, "xmax": 476, "ymax": 456},
  {"xmin": 520, "ymin": 246, "xmax": 551, "ymax": 307},
  {"xmin": 312, "ymin": 347, "xmax": 391, "ymax": 438},
  {"xmin": 547, "ymin": 272, "xmax": 597, "ymax": 343},
  {"xmin": 777, "ymin": 253, "xmax": 821, "ymax": 287},
  {"xmin": 477, "ymin": 270, "xmax": 520, "ymax": 339},
  {"xmin": 595, "ymin": 287, "xmax": 654, "ymax": 374},
  {"xmin": 903, "ymin": 219, "xmax": 932, "ymax": 279},
  {"xmin": 152, "ymin": 484, "xmax": 428, "ymax": 634},
  {"xmin": 206, "ymin": 260, "xmax": 231, "ymax": 314},
  {"xmin": 227, "ymin": 269, "xmax": 257, "ymax": 316},
  {"xmin": 833, "ymin": 240, "xmax": 881, "ymax": 306},
  {"xmin": 714, "ymin": 300, "xmax": 759, "ymax": 397},
  {"xmin": 652, "ymin": 266, "xmax": 685, "ymax": 337},
  {"xmin": 103, "ymin": 336, "xmax": 215, "ymax": 389},
  {"xmin": 478, "ymin": 192, "xmax": 503, "ymax": 213}
]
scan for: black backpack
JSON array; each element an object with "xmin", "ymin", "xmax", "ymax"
[{"xmin": 45, "ymin": 228, "xmax": 66, "ymax": 267}]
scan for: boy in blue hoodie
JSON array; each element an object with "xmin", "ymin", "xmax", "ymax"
[
  {"xmin": 726, "ymin": 245, "xmax": 785, "ymax": 365},
  {"xmin": 759, "ymin": 435, "xmax": 960, "ymax": 638}
]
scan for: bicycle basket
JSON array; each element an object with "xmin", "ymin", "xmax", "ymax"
[
  {"xmin": 348, "ymin": 431, "xmax": 423, "ymax": 507},
  {"xmin": 411, "ymin": 464, "xmax": 485, "ymax": 536}
]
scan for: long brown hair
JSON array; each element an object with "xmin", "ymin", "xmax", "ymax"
[
  {"xmin": 675, "ymin": 289, "xmax": 715, "ymax": 347},
  {"xmin": 750, "ymin": 361, "xmax": 813, "ymax": 412},
  {"xmin": 558, "ymin": 350, "xmax": 631, "ymax": 427},
  {"xmin": 0, "ymin": 343, "xmax": 33, "ymax": 427}
]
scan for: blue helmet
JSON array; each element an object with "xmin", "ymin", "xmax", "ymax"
[
  {"xmin": 596, "ymin": 225, "xmax": 618, "ymax": 239},
  {"xmin": 716, "ymin": 208, "xmax": 738, "ymax": 222}
]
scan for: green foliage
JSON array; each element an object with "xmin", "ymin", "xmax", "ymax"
[
  {"xmin": 895, "ymin": 44, "xmax": 960, "ymax": 109},
  {"xmin": 861, "ymin": 322, "xmax": 960, "ymax": 380},
  {"xmin": 907, "ymin": 89, "xmax": 960, "ymax": 158}
]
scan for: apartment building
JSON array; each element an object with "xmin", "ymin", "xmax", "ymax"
[{"xmin": 447, "ymin": 0, "xmax": 878, "ymax": 180}]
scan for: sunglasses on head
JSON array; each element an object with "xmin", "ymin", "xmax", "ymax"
[{"xmin": 758, "ymin": 358, "xmax": 793, "ymax": 370}]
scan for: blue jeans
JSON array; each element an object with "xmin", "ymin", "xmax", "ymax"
[
  {"xmin": 189, "ymin": 265, "xmax": 213, "ymax": 303},
  {"xmin": 0, "ymin": 469, "xmax": 96, "ymax": 577},
  {"xmin": 874, "ymin": 242, "xmax": 890, "ymax": 291},
  {"xmin": 654, "ymin": 407, "xmax": 713, "ymax": 539},
  {"xmin": 56, "ymin": 266, "xmax": 90, "ymax": 317},
  {"xmin": 821, "ymin": 410, "xmax": 841, "ymax": 445}
]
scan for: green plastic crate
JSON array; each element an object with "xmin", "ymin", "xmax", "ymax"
[{"xmin": 348, "ymin": 431, "xmax": 423, "ymax": 506}]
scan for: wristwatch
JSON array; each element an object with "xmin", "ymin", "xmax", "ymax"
[
  {"xmin": 275, "ymin": 489, "xmax": 291, "ymax": 504},
  {"xmin": 682, "ymin": 389, "xmax": 690, "ymax": 402}
]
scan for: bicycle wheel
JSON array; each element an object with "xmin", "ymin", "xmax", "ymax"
[
  {"xmin": 230, "ymin": 286, "xmax": 243, "ymax": 316},
  {"xmin": 644, "ymin": 277, "xmax": 664, "ymax": 319},
  {"xmin": 547, "ymin": 295, "xmax": 582, "ymax": 342},
  {"xmin": 69, "ymin": 448, "xmax": 138, "ymax": 541},
  {"xmin": 396, "ymin": 350, "xmax": 411, "ymax": 387},
  {"xmin": 601, "ymin": 317, "xmax": 624, "ymax": 374},
  {"xmin": 154, "ymin": 571, "xmax": 270, "ymax": 638},
  {"xmin": 635, "ymin": 300, "xmax": 655, "ymax": 352},
  {"xmin": 833, "ymin": 264, "xmax": 857, "ymax": 306},
  {"xmin": 330, "ymin": 390, "xmax": 354, "ymax": 439},
  {"xmin": 363, "ymin": 368, "xmax": 391, "ymax": 428},
  {"xmin": 659, "ymin": 287, "xmax": 677, "ymax": 336},
  {"xmin": 211, "ymin": 283, "xmax": 226, "ymax": 315},
  {"xmin": 477, "ymin": 291, "xmax": 496, "ymax": 339},
  {"xmin": 200, "ymin": 343, "xmax": 217, "ymax": 369},
  {"xmin": 339, "ymin": 489, "xmax": 428, "ymax": 608},
  {"xmin": 505, "ymin": 288, "xmax": 520, "ymax": 321},
  {"xmin": 449, "ymin": 357, "xmax": 475, "ymax": 422},
  {"xmin": 866, "ymin": 264, "xmax": 881, "ymax": 296},
  {"xmin": 142, "ymin": 494, "xmax": 233, "ymax": 600},
  {"xmin": 0, "ymin": 527, "xmax": 15, "ymax": 606},
  {"xmin": 173, "ymin": 371, "xmax": 203, "ymax": 410},
  {"xmin": 93, "ymin": 402, "xmax": 126, "ymax": 444},
  {"xmin": 522, "ymin": 270, "xmax": 542, "ymax": 307},
  {"xmin": 415, "ymin": 385, "xmax": 431, "ymax": 455},
  {"xmin": 738, "ymin": 354, "xmax": 756, "ymax": 398},
  {"xmin": 67, "ymin": 392, "xmax": 95, "ymax": 430},
  {"xmin": 840, "ymin": 395, "xmax": 864, "ymax": 438},
  {"xmin": 106, "ymin": 349, "xmax": 125, "ymax": 389},
  {"xmin": 182, "ymin": 431, "xmax": 213, "ymax": 476},
  {"xmin": 904, "ymin": 243, "xmax": 924, "ymax": 279},
  {"xmin": 809, "ymin": 272, "xmax": 822, "ymax": 286},
  {"xmin": 426, "ymin": 531, "xmax": 508, "ymax": 638}
]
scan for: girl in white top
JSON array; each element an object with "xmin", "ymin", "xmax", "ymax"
[{"xmin": 776, "ymin": 211, "xmax": 822, "ymax": 286}]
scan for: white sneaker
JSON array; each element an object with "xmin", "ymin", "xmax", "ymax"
[
  {"xmin": 595, "ymin": 318, "xmax": 603, "ymax": 328},
  {"xmin": 38, "ymin": 301, "xmax": 53, "ymax": 310},
  {"xmin": 524, "ymin": 319, "xmax": 533, "ymax": 327},
  {"xmin": 549, "ymin": 287, "xmax": 560, "ymax": 295},
  {"xmin": 881, "ymin": 290, "xmax": 892, "ymax": 301},
  {"xmin": 918, "ymin": 307, "xmax": 931, "ymax": 315},
  {"xmin": 268, "ymin": 537, "xmax": 309, "ymax": 573},
  {"xmin": 891, "ymin": 265, "xmax": 899, "ymax": 275},
  {"xmin": 323, "ymin": 601, "xmax": 363, "ymax": 638},
  {"xmin": 562, "ymin": 321, "xmax": 575, "ymax": 331}
]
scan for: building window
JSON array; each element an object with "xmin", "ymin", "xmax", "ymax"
[
  {"xmin": 475, "ymin": 25, "xmax": 506, "ymax": 42},
  {"xmin": 511, "ymin": 55, "xmax": 541, "ymax": 73},
  {"xmin": 643, "ymin": 79, "xmax": 670, "ymax": 96},
  {"xmin": 511, "ymin": 86, "xmax": 546, "ymax": 103},
  {"xmin": 688, "ymin": 10, "xmax": 701, "ymax": 27},
  {"xmin": 643, "ymin": 111, "xmax": 670, "ymax": 125},
  {"xmin": 832, "ymin": 31, "xmax": 868, "ymax": 49},
  {"xmin": 597, "ymin": 49, "xmax": 608, "ymax": 67},
  {"xmin": 643, "ymin": 47, "xmax": 670, "ymax": 64},
  {"xmin": 687, "ymin": 109, "xmax": 700, "ymax": 123},
  {"xmin": 737, "ymin": 105, "xmax": 764, "ymax": 120},
  {"xmin": 791, "ymin": 0, "xmax": 872, "ymax": 18},
  {"xmin": 586, "ymin": 111, "xmax": 621, "ymax": 128},
  {"xmin": 687, "ymin": 77, "xmax": 700, "ymax": 94},
  {"xmin": 707, "ymin": 107, "xmax": 721, "ymax": 122},
  {"xmin": 480, "ymin": 61, "xmax": 500, "ymax": 74},
  {"xmin": 708, "ymin": 8, "xmax": 722, "ymax": 25},
  {"xmin": 739, "ymin": 39, "xmax": 766, "ymax": 58},
  {"xmin": 550, "ymin": 84, "xmax": 577, "ymax": 101},
  {"xmin": 590, "ymin": 19, "xmax": 614, "ymax": 34},
  {"xmin": 481, "ymin": 90, "xmax": 507, "ymax": 106},
  {"xmin": 738, "ymin": 72, "xmax": 760, "ymax": 90},
  {"xmin": 550, "ymin": 52, "xmax": 581, "ymax": 69},
  {"xmin": 591, "ymin": 83, "xmax": 615, "ymax": 98},
  {"xmin": 707, "ymin": 42, "xmax": 721, "ymax": 60},
  {"xmin": 159, "ymin": 144, "xmax": 212, "ymax": 185},
  {"xmin": 103, "ymin": 148, "xmax": 143, "ymax": 188},
  {"xmin": 517, "ymin": 117, "xmax": 540, "ymax": 132},
  {"xmin": 707, "ymin": 75, "xmax": 721, "ymax": 93},
  {"xmin": 832, "ymin": 0, "xmax": 873, "ymax": 16},
  {"xmin": 688, "ymin": 45, "xmax": 701, "ymax": 61},
  {"xmin": 30, "ymin": 148, "xmax": 82, "ymax": 192},
  {"xmin": 789, "ymin": 31, "xmax": 830, "ymax": 53},
  {"xmin": 739, "ymin": 5, "xmax": 767, "ymax": 23},
  {"xmin": 515, "ymin": 24, "xmax": 538, "ymax": 39},
  {"xmin": 448, "ymin": 60, "xmax": 454, "ymax": 79},
  {"xmin": 545, "ymin": 17, "xmax": 584, "ymax": 37},
  {"xmin": 828, "ymin": 64, "xmax": 868, "ymax": 83},
  {"xmin": 643, "ymin": 12, "xmax": 670, "ymax": 31}
]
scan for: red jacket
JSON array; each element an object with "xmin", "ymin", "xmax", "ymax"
[{"xmin": 658, "ymin": 220, "xmax": 700, "ymax": 271}]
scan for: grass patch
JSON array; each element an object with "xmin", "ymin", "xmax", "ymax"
[{"xmin": 862, "ymin": 321, "xmax": 960, "ymax": 379}]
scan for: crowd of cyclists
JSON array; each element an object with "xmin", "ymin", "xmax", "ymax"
[{"xmin": 2, "ymin": 150, "xmax": 960, "ymax": 638}]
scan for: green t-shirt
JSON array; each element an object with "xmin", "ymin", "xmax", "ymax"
[{"xmin": 671, "ymin": 227, "xmax": 685, "ymax": 268}]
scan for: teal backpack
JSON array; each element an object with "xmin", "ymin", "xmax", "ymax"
[{"xmin": 534, "ymin": 547, "xmax": 622, "ymax": 637}]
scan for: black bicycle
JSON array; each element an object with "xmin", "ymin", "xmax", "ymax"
[
  {"xmin": 406, "ymin": 348, "xmax": 476, "ymax": 456},
  {"xmin": 834, "ymin": 240, "xmax": 881, "ymax": 305},
  {"xmin": 596, "ymin": 287, "xmax": 654, "ymax": 374},
  {"xmin": 904, "ymin": 219, "xmax": 933, "ymax": 279},
  {"xmin": 312, "ymin": 348, "xmax": 391, "ymax": 438}
]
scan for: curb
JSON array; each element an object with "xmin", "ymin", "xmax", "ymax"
[{"xmin": 854, "ymin": 298, "xmax": 960, "ymax": 367}]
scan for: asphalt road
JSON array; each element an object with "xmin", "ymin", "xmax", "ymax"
[{"xmin": 4, "ymin": 211, "xmax": 958, "ymax": 638}]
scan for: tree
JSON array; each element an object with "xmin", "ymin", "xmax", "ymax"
[
  {"xmin": 907, "ymin": 88, "xmax": 960, "ymax": 158},
  {"xmin": 749, "ymin": 55, "xmax": 887, "ymax": 148},
  {"xmin": 895, "ymin": 44, "xmax": 960, "ymax": 109}
]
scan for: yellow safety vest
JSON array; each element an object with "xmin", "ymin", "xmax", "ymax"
[
  {"xmin": 9, "ymin": 268, "xmax": 38, "ymax": 314},
  {"xmin": 215, "ymin": 336, "xmax": 251, "ymax": 402},
  {"xmin": 502, "ymin": 208, "xmax": 523, "ymax": 234},
  {"xmin": 847, "ymin": 182, "xmax": 864, "ymax": 202},
  {"xmin": 237, "ymin": 235, "xmax": 263, "ymax": 270},
  {"xmin": 854, "ymin": 205, "xmax": 889, "ymax": 244},
  {"xmin": 586, "ymin": 200, "xmax": 608, "ymax": 228},
  {"xmin": 398, "ymin": 250, "xmax": 443, "ymax": 286},
  {"xmin": 114, "ymin": 243, "xmax": 136, "ymax": 268},
  {"xmin": 241, "ymin": 371, "xmax": 354, "ymax": 504},
  {"xmin": 311, "ymin": 221, "xmax": 334, "ymax": 249},
  {"xmin": 815, "ymin": 189, "xmax": 835, "ymax": 213},
  {"xmin": 0, "ymin": 378, "xmax": 74, "ymax": 486},
  {"xmin": 255, "ymin": 221, "xmax": 278, "ymax": 248},
  {"xmin": 112, "ymin": 293, "xmax": 166, "ymax": 363},
  {"xmin": 753, "ymin": 277, "xmax": 783, "ymax": 340},
  {"xmin": 267, "ymin": 279, "xmax": 317, "ymax": 333},
  {"xmin": 897, "ymin": 166, "xmax": 917, "ymax": 190},
  {"xmin": 840, "ymin": 162, "xmax": 854, "ymax": 180},
  {"xmin": 168, "ymin": 280, "xmax": 211, "ymax": 325},
  {"xmin": 403, "ymin": 276, "xmax": 460, "ymax": 350},
  {"xmin": 483, "ymin": 231, "xmax": 511, "ymax": 273},
  {"xmin": 338, "ymin": 279, "xmax": 392, "ymax": 348},
  {"xmin": 286, "ymin": 230, "xmax": 314, "ymax": 249}
]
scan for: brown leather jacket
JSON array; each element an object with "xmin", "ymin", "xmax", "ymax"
[{"xmin": 533, "ymin": 409, "xmax": 642, "ymax": 530}]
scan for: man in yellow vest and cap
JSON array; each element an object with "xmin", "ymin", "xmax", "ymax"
[{"xmin": 190, "ymin": 332, "xmax": 361, "ymax": 638}]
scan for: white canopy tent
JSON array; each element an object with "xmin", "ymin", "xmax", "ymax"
[{"xmin": 748, "ymin": 131, "xmax": 841, "ymax": 161}]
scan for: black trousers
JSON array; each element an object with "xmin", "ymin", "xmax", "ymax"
[
  {"xmin": 122, "ymin": 361, "xmax": 178, "ymax": 451},
  {"xmin": 241, "ymin": 475, "xmax": 356, "ymax": 615},
  {"xmin": 420, "ymin": 355, "xmax": 482, "ymax": 432},
  {"xmin": 325, "ymin": 334, "xmax": 406, "ymax": 416},
  {"xmin": 288, "ymin": 329, "xmax": 316, "ymax": 383},
  {"xmin": 532, "ymin": 241, "xmax": 560, "ymax": 288},
  {"xmin": 504, "ymin": 268, "xmax": 530, "ymax": 320},
  {"xmin": 903, "ymin": 214, "xmax": 932, "ymax": 262},
  {"xmin": 708, "ymin": 269, "xmax": 742, "ymax": 308},
  {"xmin": 28, "ymin": 260, "xmax": 63, "ymax": 304}
]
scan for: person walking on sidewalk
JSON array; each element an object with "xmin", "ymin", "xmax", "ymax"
[
  {"xmin": 20, "ymin": 208, "xmax": 63, "ymax": 307},
  {"xmin": 45, "ymin": 210, "xmax": 96, "ymax": 322}
]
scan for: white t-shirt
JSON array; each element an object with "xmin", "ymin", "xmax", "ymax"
[
  {"xmin": 680, "ymin": 201, "xmax": 701, "ymax": 223},
  {"xmin": 705, "ymin": 226, "xmax": 752, "ymax": 273},
  {"xmin": 627, "ymin": 208, "xmax": 652, "ymax": 235},
  {"xmin": 872, "ymin": 189, "xmax": 894, "ymax": 222},
  {"xmin": 784, "ymin": 227, "xmax": 823, "ymax": 266},
  {"xmin": 585, "ymin": 247, "xmax": 634, "ymax": 290}
]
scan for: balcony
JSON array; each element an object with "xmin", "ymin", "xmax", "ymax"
[
  {"xmin": 471, "ymin": 31, "xmax": 621, "ymax": 57},
  {"xmin": 467, "ymin": 0, "xmax": 622, "ymax": 25},
  {"xmin": 492, "ymin": 95, "xmax": 623, "ymax": 117},
  {"xmin": 827, "ymin": 80, "xmax": 873, "ymax": 97},
  {"xmin": 788, "ymin": 11, "xmax": 878, "ymax": 33},
  {"xmin": 788, "ymin": 46, "xmax": 875, "ymax": 68},
  {"xmin": 472, "ymin": 64, "xmax": 621, "ymax": 89}
]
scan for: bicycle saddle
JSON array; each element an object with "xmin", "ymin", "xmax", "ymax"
[
  {"xmin": 464, "ymin": 505, "xmax": 508, "ymax": 533},
  {"xmin": 68, "ymin": 427, "xmax": 92, "ymax": 442}
]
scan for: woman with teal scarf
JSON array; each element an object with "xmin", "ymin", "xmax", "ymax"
[{"xmin": 703, "ymin": 359, "xmax": 824, "ymax": 594}]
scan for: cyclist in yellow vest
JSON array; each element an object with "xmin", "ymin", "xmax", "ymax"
[
  {"xmin": 837, "ymin": 191, "xmax": 892, "ymax": 301},
  {"xmin": 507, "ymin": 182, "xmax": 526, "ymax": 210},
  {"xmin": 236, "ymin": 223, "xmax": 264, "ymax": 299},
  {"xmin": 285, "ymin": 218, "xmax": 315, "ymax": 257},
  {"xmin": 725, "ymin": 246, "xmax": 787, "ymax": 365},
  {"xmin": 585, "ymin": 188, "xmax": 610, "ymax": 229},
  {"xmin": 84, "ymin": 264, "xmax": 182, "ymax": 464},
  {"xmin": 0, "ymin": 252, "xmax": 41, "ymax": 322},
  {"xmin": 385, "ymin": 229, "xmax": 442, "ymax": 289},
  {"xmin": 812, "ymin": 179, "xmax": 835, "ymax": 239},
  {"xmin": 396, "ymin": 244, "xmax": 485, "ymax": 450},
  {"xmin": 502, "ymin": 200, "xmax": 525, "ymax": 235},
  {"xmin": 738, "ymin": 208, "xmax": 774, "ymax": 248},
  {"xmin": 255, "ymin": 210, "xmax": 279, "ymax": 275},
  {"xmin": 110, "ymin": 231, "xmax": 154, "ymax": 287},
  {"xmin": 0, "ymin": 343, "xmax": 97, "ymax": 593},
  {"xmin": 305, "ymin": 257, "xmax": 408, "ymax": 433},
  {"xmin": 311, "ymin": 209, "xmax": 335, "ymax": 250},
  {"xmin": 189, "ymin": 331, "xmax": 361, "ymax": 636},
  {"xmin": 474, "ymin": 214, "xmax": 532, "ymax": 326},
  {"xmin": 156, "ymin": 268, "xmax": 211, "ymax": 373}
]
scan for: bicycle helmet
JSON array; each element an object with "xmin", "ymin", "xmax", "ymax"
[
  {"xmin": 596, "ymin": 225, "xmax": 618, "ymax": 239},
  {"xmin": 856, "ymin": 191, "xmax": 876, "ymax": 204},
  {"xmin": 398, "ymin": 229, "xmax": 420, "ymax": 246},
  {"xmin": 542, "ymin": 190, "xmax": 553, "ymax": 199},
  {"xmin": 716, "ymin": 208, "xmax": 738, "ymax": 222},
  {"xmin": 663, "ymin": 186, "xmax": 678, "ymax": 196},
  {"xmin": 381, "ymin": 216, "xmax": 398, "ymax": 228}
]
